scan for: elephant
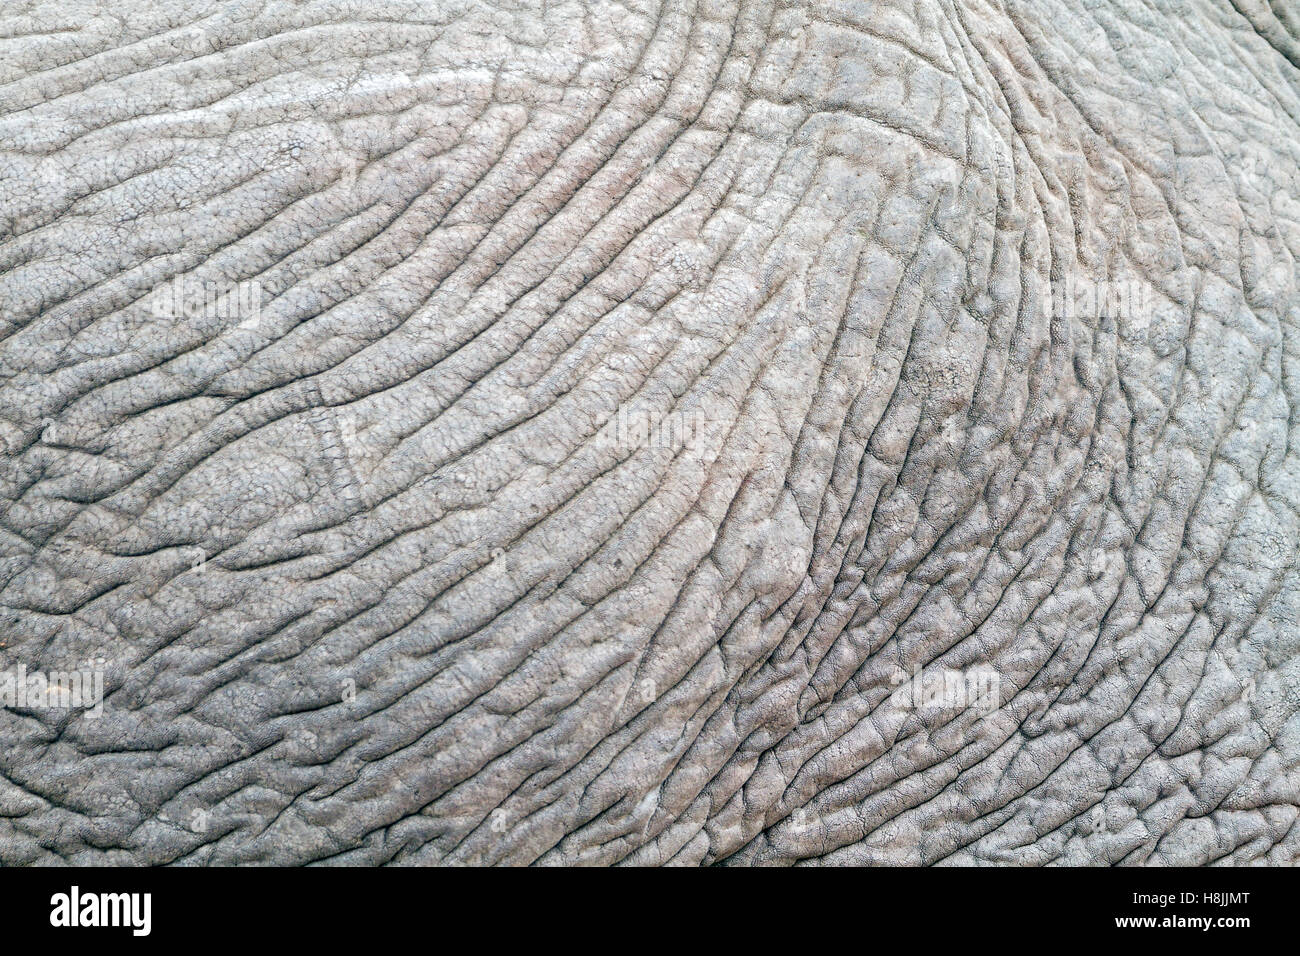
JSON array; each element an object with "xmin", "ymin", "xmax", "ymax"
[{"xmin": 0, "ymin": 0, "xmax": 1297, "ymax": 867}]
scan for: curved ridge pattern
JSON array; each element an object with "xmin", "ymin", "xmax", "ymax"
[{"xmin": 0, "ymin": 0, "xmax": 1297, "ymax": 866}]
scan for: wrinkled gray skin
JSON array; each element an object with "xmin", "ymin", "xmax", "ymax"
[{"xmin": 1, "ymin": 0, "xmax": 1298, "ymax": 867}]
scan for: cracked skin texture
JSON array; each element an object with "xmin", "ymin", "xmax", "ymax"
[{"xmin": 0, "ymin": 0, "xmax": 1298, "ymax": 867}]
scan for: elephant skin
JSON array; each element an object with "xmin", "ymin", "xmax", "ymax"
[{"xmin": 1, "ymin": 0, "xmax": 1299, "ymax": 866}]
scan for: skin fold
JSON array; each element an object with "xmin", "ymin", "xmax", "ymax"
[{"xmin": 0, "ymin": 0, "xmax": 1297, "ymax": 866}]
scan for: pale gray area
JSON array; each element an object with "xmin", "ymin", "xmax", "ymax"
[{"xmin": 0, "ymin": 0, "xmax": 1298, "ymax": 865}]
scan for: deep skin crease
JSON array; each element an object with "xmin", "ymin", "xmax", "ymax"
[{"xmin": 0, "ymin": 0, "xmax": 1298, "ymax": 865}]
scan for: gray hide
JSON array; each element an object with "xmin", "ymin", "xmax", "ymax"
[{"xmin": 1, "ymin": 0, "xmax": 1299, "ymax": 866}]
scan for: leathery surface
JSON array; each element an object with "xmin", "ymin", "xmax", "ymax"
[{"xmin": 1, "ymin": 0, "xmax": 1298, "ymax": 865}]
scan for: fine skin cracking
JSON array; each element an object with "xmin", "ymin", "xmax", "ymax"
[{"xmin": 0, "ymin": 0, "xmax": 1298, "ymax": 866}]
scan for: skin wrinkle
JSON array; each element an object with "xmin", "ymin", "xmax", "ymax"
[{"xmin": 0, "ymin": 0, "xmax": 1297, "ymax": 867}]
